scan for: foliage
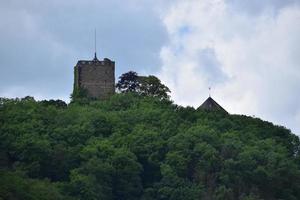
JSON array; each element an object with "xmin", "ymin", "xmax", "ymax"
[
  {"xmin": 0, "ymin": 170, "xmax": 71, "ymax": 200},
  {"xmin": 115, "ymin": 71, "xmax": 140, "ymax": 93},
  {"xmin": 139, "ymin": 75, "xmax": 171, "ymax": 100},
  {"xmin": 0, "ymin": 94, "xmax": 300, "ymax": 200},
  {"xmin": 116, "ymin": 71, "xmax": 171, "ymax": 100},
  {"xmin": 70, "ymin": 87, "xmax": 94, "ymax": 104}
]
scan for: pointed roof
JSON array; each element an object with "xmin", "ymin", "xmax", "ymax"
[{"xmin": 199, "ymin": 97, "xmax": 227, "ymax": 113}]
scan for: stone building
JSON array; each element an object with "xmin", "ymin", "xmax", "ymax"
[{"xmin": 73, "ymin": 53, "xmax": 115, "ymax": 100}]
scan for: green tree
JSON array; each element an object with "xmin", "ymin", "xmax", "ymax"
[
  {"xmin": 116, "ymin": 71, "xmax": 171, "ymax": 100},
  {"xmin": 68, "ymin": 140, "xmax": 143, "ymax": 200},
  {"xmin": 116, "ymin": 71, "xmax": 139, "ymax": 93},
  {"xmin": 139, "ymin": 75, "xmax": 171, "ymax": 100},
  {"xmin": 1, "ymin": 94, "xmax": 300, "ymax": 200},
  {"xmin": 0, "ymin": 170, "xmax": 70, "ymax": 200}
]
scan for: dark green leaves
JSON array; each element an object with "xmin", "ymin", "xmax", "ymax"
[{"xmin": 0, "ymin": 94, "xmax": 299, "ymax": 200}]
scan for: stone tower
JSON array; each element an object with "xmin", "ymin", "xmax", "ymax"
[{"xmin": 73, "ymin": 53, "xmax": 115, "ymax": 100}]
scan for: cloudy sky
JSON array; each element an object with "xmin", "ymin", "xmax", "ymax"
[{"xmin": 0, "ymin": 0, "xmax": 299, "ymax": 134}]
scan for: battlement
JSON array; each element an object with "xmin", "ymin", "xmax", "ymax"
[{"xmin": 77, "ymin": 58, "xmax": 114, "ymax": 66}]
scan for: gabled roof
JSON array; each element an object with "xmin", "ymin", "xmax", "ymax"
[{"xmin": 199, "ymin": 97, "xmax": 227, "ymax": 113}]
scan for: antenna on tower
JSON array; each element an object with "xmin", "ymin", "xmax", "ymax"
[
  {"xmin": 209, "ymin": 87, "xmax": 211, "ymax": 97},
  {"xmin": 94, "ymin": 28, "xmax": 97, "ymax": 60}
]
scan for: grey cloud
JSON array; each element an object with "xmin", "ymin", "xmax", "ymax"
[{"xmin": 196, "ymin": 48, "xmax": 228, "ymax": 85}]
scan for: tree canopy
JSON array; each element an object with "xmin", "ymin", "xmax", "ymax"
[
  {"xmin": 115, "ymin": 71, "xmax": 140, "ymax": 93},
  {"xmin": 116, "ymin": 71, "xmax": 171, "ymax": 100},
  {"xmin": 0, "ymin": 94, "xmax": 300, "ymax": 200}
]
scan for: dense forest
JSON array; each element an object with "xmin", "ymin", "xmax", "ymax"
[{"xmin": 1, "ymin": 92, "xmax": 300, "ymax": 200}]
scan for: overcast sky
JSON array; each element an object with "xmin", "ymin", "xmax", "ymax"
[{"xmin": 0, "ymin": 0, "xmax": 299, "ymax": 134}]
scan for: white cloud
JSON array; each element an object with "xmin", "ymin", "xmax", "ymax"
[{"xmin": 158, "ymin": 0, "xmax": 300, "ymax": 134}]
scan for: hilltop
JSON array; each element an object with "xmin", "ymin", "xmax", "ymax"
[{"xmin": 0, "ymin": 94, "xmax": 299, "ymax": 200}]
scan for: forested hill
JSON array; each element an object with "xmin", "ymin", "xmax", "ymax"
[{"xmin": 0, "ymin": 94, "xmax": 300, "ymax": 200}]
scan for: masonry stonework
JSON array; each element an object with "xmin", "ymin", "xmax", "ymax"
[{"xmin": 74, "ymin": 56, "xmax": 115, "ymax": 100}]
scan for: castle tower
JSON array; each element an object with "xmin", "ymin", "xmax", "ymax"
[{"xmin": 73, "ymin": 53, "xmax": 115, "ymax": 100}]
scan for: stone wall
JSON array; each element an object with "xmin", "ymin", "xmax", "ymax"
[{"xmin": 74, "ymin": 58, "xmax": 115, "ymax": 100}]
